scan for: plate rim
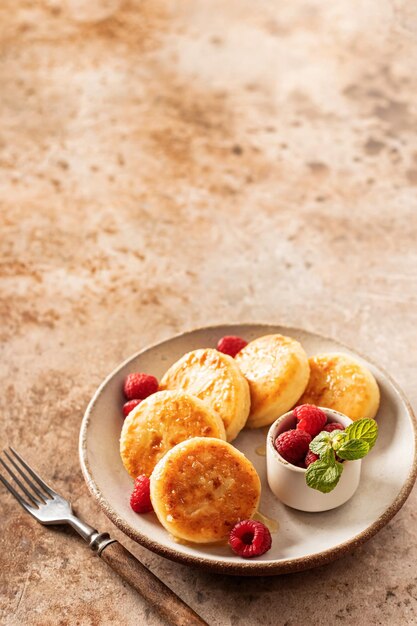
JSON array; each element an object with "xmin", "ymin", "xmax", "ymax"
[{"xmin": 79, "ymin": 323, "xmax": 417, "ymax": 576}]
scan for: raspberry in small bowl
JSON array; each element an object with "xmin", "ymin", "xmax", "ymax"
[{"xmin": 266, "ymin": 407, "xmax": 362, "ymax": 512}]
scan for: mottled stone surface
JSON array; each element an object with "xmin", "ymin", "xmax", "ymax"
[{"xmin": 1, "ymin": 1, "xmax": 417, "ymax": 624}]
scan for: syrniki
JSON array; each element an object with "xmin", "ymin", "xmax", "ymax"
[
  {"xmin": 160, "ymin": 348, "xmax": 250, "ymax": 441},
  {"xmin": 235, "ymin": 334, "xmax": 310, "ymax": 428},
  {"xmin": 120, "ymin": 390, "xmax": 226, "ymax": 478},
  {"xmin": 150, "ymin": 437, "xmax": 261, "ymax": 543},
  {"xmin": 297, "ymin": 352, "xmax": 380, "ymax": 420}
]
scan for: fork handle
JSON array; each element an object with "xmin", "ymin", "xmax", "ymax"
[{"xmin": 99, "ymin": 540, "xmax": 208, "ymax": 626}]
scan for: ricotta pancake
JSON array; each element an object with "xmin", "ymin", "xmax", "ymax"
[
  {"xmin": 297, "ymin": 352, "xmax": 380, "ymax": 420},
  {"xmin": 235, "ymin": 334, "xmax": 310, "ymax": 428},
  {"xmin": 150, "ymin": 437, "xmax": 261, "ymax": 543},
  {"xmin": 160, "ymin": 349, "xmax": 250, "ymax": 442},
  {"xmin": 120, "ymin": 390, "xmax": 226, "ymax": 478}
]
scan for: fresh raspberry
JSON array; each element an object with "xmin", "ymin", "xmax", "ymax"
[
  {"xmin": 295, "ymin": 460, "xmax": 307, "ymax": 469},
  {"xmin": 130, "ymin": 475, "xmax": 153, "ymax": 513},
  {"xmin": 123, "ymin": 373, "xmax": 159, "ymax": 400},
  {"xmin": 217, "ymin": 336, "xmax": 248, "ymax": 358},
  {"xmin": 229, "ymin": 520, "xmax": 272, "ymax": 558},
  {"xmin": 323, "ymin": 422, "xmax": 344, "ymax": 433},
  {"xmin": 294, "ymin": 404, "xmax": 327, "ymax": 437},
  {"xmin": 274, "ymin": 429, "xmax": 311, "ymax": 465},
  {"xmin": 305, "ymin": 450, "xmax": 319, "ymax": 467},
  {"xmin": 122, "ymin": 399, "xmax": 142, "ymax": 418}
]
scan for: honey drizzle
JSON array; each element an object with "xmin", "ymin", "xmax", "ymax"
[
  {"xmin": 170, "ymin": 534, "xmax": 228, "ymax": 547},
  {"xmin": 169, "ymin": 513, "xmax": 278, "ymax": 548},
  {"xmin": 253, "ymin": 510, "xmax": 279, "ymax": 533}
]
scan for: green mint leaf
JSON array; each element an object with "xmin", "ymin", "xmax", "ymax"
[
  {"xmin": 345, "ymin": 418, "xmax": 378, "ymax": 450},
  {"xmin": 305, "ymin": 453, "xmax": 343, "ymax": 493},
  {"xmin": 320, "ymin": 447, "xmax": 337, "ymax": 465},
  {"xmin": 329, "ymin": 430, "xmax": 348, "ymax": 451},
  {"xmin": 337, "ymin": 438, "xmax": 369, "ymax": 460},
  {"xmin": 309, "ymin": 432, "xmax": 332, "ymax": 456}
]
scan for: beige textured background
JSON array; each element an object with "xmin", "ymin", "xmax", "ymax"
[{"xmin": 1, "ymin": 1, "xmax": 417, "ymax": 624}]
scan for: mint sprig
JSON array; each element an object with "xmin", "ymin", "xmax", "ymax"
[
  {"xmin": 345, "ymin": 418, "xmax": 378, "ymax": 450},
  {"xmin": 309, "ymin": 432, "xmax": 333, "ymax": 456},
  {"xmin": 337, "ymin": 439, "xmax": 369, "ymax": 460},
  {"xmin": 306, "ymin": 418, "xmax": 378, "ymax": 493},
  {"xmin": 306, "ymin": 448, "xmax": 343, "ymax": 493},
  {"xmin": 328, "ymin": 429, "xmax": 348, "ymax": 451}
]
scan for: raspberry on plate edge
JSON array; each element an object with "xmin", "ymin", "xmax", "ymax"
[
  {"xmin": 229, "ymin": 519, "xmax": 272, "ymax": 558},
  {"xmin": 217, "ymin": 335, "xmax": 248, "ymax": 358},
  {"xmin": 130, "ymin": 475, "xmax": 153, "ymax": 514},
  {"xmin": 123, "ymin": 399, "xmax": 142, "ymax": 418},
  {"xmin": 123, "ymin": 372, "xmax": 159, "ymax": 400}
]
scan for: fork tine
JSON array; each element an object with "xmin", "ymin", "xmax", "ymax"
[
  {"xmin": 4, "ymin": 450, "xmax": 50, "ymax": 502},
  {"xmin": 8, "ymin": 447, "xmax": 56, "ymax": 498},
  {"xmin": 0, "ymin": 473, "xmax": 33, "ymax": 513},
  {"xmin": 0, "ymin": 457, "xmax": 41, "ymax": 506}
]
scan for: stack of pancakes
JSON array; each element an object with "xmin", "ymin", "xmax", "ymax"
[{"xmin": 120, "ymin": 334, "xmax": 380, "ymax": 543}]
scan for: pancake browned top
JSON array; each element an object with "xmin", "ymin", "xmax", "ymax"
[
  {"xmin": 160, "ymin": 348, "xmax": 250, "ymax": 441},
  {"xmin": 235, "ymin": 334, "xmax": 310, "ymax": 427},
  {"xmin": 150, "ymin": 437, "xmax": 261, "ymax": 543},
  {"xmin": 297, "ymin": 353, "xmax": 380, "ymax": 421},
  {"xmin": 120, "ymin": 390, "xmax": 226, "ymax": 478}
]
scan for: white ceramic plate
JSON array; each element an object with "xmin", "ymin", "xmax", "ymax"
[{"xmin": 79, "ymin": 324, "xmax": 417, "ymax": 575}]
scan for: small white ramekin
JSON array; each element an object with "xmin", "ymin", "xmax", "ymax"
[{"xmin": 266, "ymin": 408, "xmax": 361, "ymax": 512}]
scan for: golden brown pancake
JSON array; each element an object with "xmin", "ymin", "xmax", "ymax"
[
  {"xmin": 160, "ymin": 348, "xmax": 250, "ymax": 441},
  {"xmin": 150, "ymin": 437, "xmax": 261, "ymax": 543},
  {"xmin": 120, "ymin": 390, "xmax": 226, "ymax": 478},
  {"xmin": 235, "ymin": 334, "xmax": 310, "ymax": 428},
  {"xmin": 297, "ymin": 352, "xmax": 380, "ymax": 420}
]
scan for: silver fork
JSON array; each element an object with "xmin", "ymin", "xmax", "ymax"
[{"xmin": 0, "ymin": 447, "xmax": 208, "ymax": 626}]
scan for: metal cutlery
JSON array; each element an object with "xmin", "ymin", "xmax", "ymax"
[{"xmin": 0, "ymin": 447, "xmax": 208, "ymax": 626}]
